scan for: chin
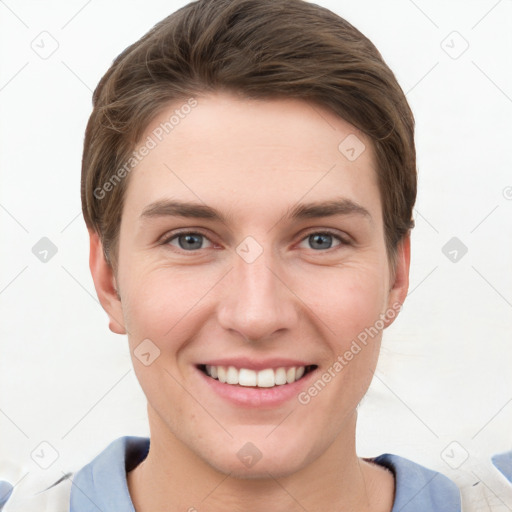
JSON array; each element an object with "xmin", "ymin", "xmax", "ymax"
[
  {"xmin": 201, "ymin": 435, "xmax": 315, "ymax": 480},
  {"xmin": 209, "ymin": 457, "xmax": 306, "ymax": 480}
]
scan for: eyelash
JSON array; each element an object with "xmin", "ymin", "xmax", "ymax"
[{"xmin": 160, "ymin": 229, "xmax": 350, "ymax": 253}]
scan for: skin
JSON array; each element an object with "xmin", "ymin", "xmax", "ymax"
[{"xmin": 90, "ymin": 92, "xmax": 410, "ymax": 512}]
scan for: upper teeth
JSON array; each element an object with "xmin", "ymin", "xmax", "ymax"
[{"xmin": 205, "ymin": 365, "xmax": 306, "ymax": 388}]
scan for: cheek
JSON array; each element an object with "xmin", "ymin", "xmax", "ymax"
[
  {"xmin": 120, "ymin": 266, "xmax": 219, "ymax": 345},
  {"xmin": 297, "ymin": 264, "xmax": 388, "ymax": 343}
]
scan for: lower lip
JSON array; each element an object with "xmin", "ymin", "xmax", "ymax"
[{"xmin": 196, "ymin": 367, "xmax": 317, "ymax": 408}]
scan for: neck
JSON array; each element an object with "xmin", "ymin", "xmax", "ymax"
[{"xmin": 127, "ymin": 409, "xmax": 394, "ymax": 512}]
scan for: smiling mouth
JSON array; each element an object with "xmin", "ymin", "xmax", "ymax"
[{"xmin": 197, "ymin": 364, "xmax": 317, "ymax": 388}]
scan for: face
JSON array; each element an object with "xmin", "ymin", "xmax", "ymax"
[{"xmin": 91, "ymin": 92, "xmax": 409, "ymax": 478}]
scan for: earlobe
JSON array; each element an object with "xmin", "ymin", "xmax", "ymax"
[
  {"xmin": 384, "ymin": 235, "xmax": 411, "ymax": 328},
  {"xmin": 88, "ymin": 230, "xmax": 127, "ymax": 335}
]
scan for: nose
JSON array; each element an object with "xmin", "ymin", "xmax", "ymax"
[{"xmin": 217, "ymin": 242, "xmax": 299, "ymax": 343}]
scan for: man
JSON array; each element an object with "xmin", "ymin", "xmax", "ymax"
[{"xmin": 1, "ymin": 0, "xmax": 463, "ymax": 510}]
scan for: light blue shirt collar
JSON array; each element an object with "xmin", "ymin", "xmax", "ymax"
[
  {"xmin": 492, "ymin": 451, "xmax": 512, "ymax": 483},
  {"xmin": 70, "ymin": 436, "xmax": 461, "ymax": 511}
]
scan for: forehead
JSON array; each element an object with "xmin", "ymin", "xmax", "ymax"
[{"xmin": 122, "ymin": 92, "xmax": 381, "ymax": 225}]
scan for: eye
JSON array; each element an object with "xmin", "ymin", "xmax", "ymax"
[
  {"xmin": 298, "ymin": 231, "xmax": 347, "ymax": 251},
  {"xmin": 161, "ymin": 229, "xmax": 349, "ymax": 253},
  {"xmin": 163, "ymin": 231, "xmax": 214, "ymax": 251}
]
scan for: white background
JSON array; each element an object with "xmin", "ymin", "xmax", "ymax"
[{"xmin": 0, "ymin": 0, "xmax": 511, "ymax": 504}]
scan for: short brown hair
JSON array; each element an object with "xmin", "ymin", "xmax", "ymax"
[{"xmin": 81, "ymin": 0, "xmax": 416, "ymax": 272}]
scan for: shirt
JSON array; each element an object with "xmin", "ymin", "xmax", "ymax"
[
  {"xmin": 2, "ymin": 436, "xmax": 464, "ymax": 511},
  {"xmin": 492, "ymin": 451, "xmax": 512, "ymax": 484}
]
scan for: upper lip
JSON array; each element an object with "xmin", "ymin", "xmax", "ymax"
[{"xmin": 198, "ymin": 358, "xmax": 315, "ymax": 371}]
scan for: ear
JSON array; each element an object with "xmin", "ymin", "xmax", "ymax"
[
  {"xmin": 383, "ymin": 234, "xmax": 411, "ymax": 328},
  {"xmin": 88, "ymin": 230, "xmax": 126, "ymax": 335}
]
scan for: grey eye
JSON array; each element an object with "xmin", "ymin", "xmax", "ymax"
[
  {"xmin": 167, "ymin": 233, "xmax": 213, "ymax": 251},
  {"xmin": 299, "ymin": 232, "xmax": 343, "ymax": 251}
]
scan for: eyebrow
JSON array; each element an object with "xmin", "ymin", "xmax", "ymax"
[{"xmin": 140, "ymin": 198, "xmax": 371, "ymax": 224}]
